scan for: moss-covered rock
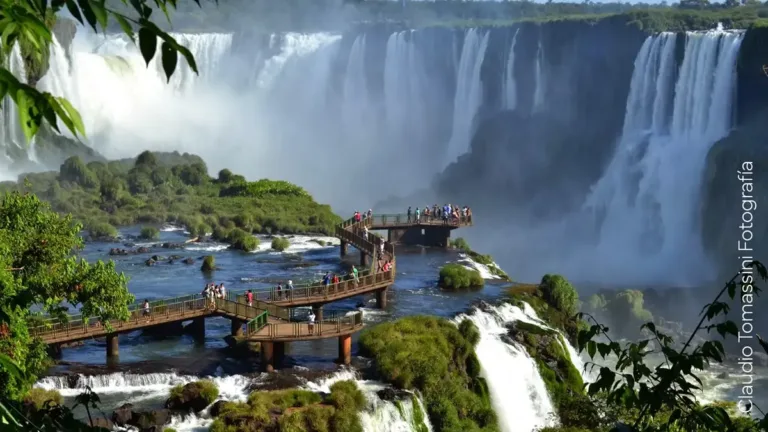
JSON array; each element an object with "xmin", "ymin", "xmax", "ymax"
[
  {"xmin": 23, "ymin": 388, "xmax": 62, "ymax": 411},
  {"xmin": 271, "ymin": 237, "xmax": 290, "ymax": 252},
  {"xmin": 438, "ymin": 263, "xmax": 485, "ymax": 290},
  {"xmin": 449, "ymin": 237, "xmax": 511, "ymax": 281},
  {"xmin": 201, "ymin": 255, "xmax": 216, "ymax": 272},
  {"xmin": 166, "ymin": 380, "xmax": 219, "ymax": 413},
  {"xmin": 210, "ymin": 381, "xmax": 365, "ymax": 432},
  {"xmin": 358, "ymin": 316, "xmax": 497, "ymax": 431},
  {"xmin": 506, "ymin": 276, "xmax": 584, "ymax": 343}
]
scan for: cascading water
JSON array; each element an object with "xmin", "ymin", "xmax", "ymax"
[
  {"xmin": 455, "ymin": 303, "xmax": 560, "ymax": 432},
  {"xmin": 502, "ymin": 28, "xmax": 520, "ymax": 110},
  {"xmin": 532, "ymin": 36, "xmax": 546, "ymax": 113},
  {"xmin": 580, "ymin": 26, "xmax": 744, "ymax": 285},
  {"xmin": 303, "ymin": 369, "xmax": 434, "ymax": 432},
  {"xmin": 444, "ymin": 28, "xmax": 490, "ymax": 169}
]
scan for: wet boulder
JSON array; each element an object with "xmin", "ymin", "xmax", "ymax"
[{"xmin": 165, "ymin": 380, "xmax": 219, "ymax": 413}]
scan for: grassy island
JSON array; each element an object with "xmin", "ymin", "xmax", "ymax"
[
  {"xmin": 359, "ymin": 316, "xmax": 496, "ymax": 432},
  {"xmin": 438, "ymin": 264, "xmax": 484, "ymax": 290},
  {"xmin": 209, "ymin": 380, "xmax": 366, "ymax": 432},
  {"xmin": 0, "ymin": 151, "xmax": 341, "ymax": 247},
  {"xmin": 449, "ymin": 238, "xmax": 511, "ymax": 281}
]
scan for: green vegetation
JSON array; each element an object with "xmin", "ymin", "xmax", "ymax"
[
  {"xmin": 167, "ymin": 380, "xmax": 219, "ymax": 412},
  {"xmin": 22, "ymin": 388, "xmax": 62, "ymax": 411},
  {"xmin": 359, "ymin": 316, "xmax": 496, "ymax": 431},
  {"xmin": 0, "ymin": 151, "xmax": 341, "ymax": 245},
  {"xmin": 449, "ymin": 237, "xmax": 511, "ymax": 281},
  {"xmin": 271, "ymin": 237, "xmax": 291, "ymax": 252},
  {"xmin": 539, "ymin": 274, "xmax": 579, "ymax": 317},
  {"xmin": 87, "ymin": 221, "xmax": 119, "ymax": 240},
  {"xmin": 201, "ymin": 256, "xmax": 216, "ymax": 272},
  {"xmin": 0, "ymin": 192, "xmax": 133, "ymax": 400},
  {"xmin": 139, "ymin": 226, "xmax": 160, "ymax": 240},
  {"xmin": 582, "ymin": 289, "xmax": 654, "ymax": 339},
  {"xmin": 438, "ymin": 264, "xmax": 485, "ymax": 291},
  {"xmin": 210, "ymin": 380, "xmax": 366, "ymax": 432},
  {"xmin": 506, "ymin": 275, "xmax": 583, "ymax": 342}
]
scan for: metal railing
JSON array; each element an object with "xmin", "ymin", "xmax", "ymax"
[
  {"xmin": 246, "ymin": 311, "xmax": 269, "ymax": 335},
  {"xmin": 248, "ymin": 310, "xmax": 364, "ymax": 339},
  {"xmin": 363, "ymin": 213, "xmax": 473, "ymax": 227}
]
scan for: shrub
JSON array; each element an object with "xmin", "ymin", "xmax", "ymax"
[
  {"xmin": 201, "ymin": 255, "xmax": 215, "ymax": 272},
  {"xmin": 271, "ymin": 237, "xmax": 290, "ymax": 252},
  {"xmin": 438, "ymin": 264, "xmax": 484, "ymax": 290},
  {"xmin": 359, "ymin": 316, "xmax": 495, "ymax": 431},
  {"xmin": 449, "ymin": 237, "xmax": 471, "ymax": 252},
  {"xmin": 228, "ymin": 228, "xmax": 259, "ymax": 252},
  {"xmin": 23, "ymin": 388, "xmax": 62, "ymax": 411},
  {"xmin": 139, "ymin": 226, "xmax": 160, "ymax": 240},
  {"xmin": 167, "ymin": 380, "xmax": 219, "ymax": 412},
  {"xmin": 540, "ymin": 274, "xmax": 579, "ymax": 316},
  {"xmin": 87, "ymin": 221, "xmax": 118, "ymax": 239}
]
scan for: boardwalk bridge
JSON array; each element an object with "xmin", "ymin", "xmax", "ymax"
[{"xmin": 30, "ymin": 213, "xmax": 472, "ymax": 371}]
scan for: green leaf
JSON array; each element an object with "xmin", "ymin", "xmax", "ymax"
[
  {"xmin": 64, "ymin": 0, "xmax": 84, "ymax": 25},
  {"xmin": 87, "ymin": 0, "xmax": 108, "ymax": 30},
  {"xmin": 1, "ymin": 22, "xmax": 18, "ymax": 49},
  {"xmin": 112, "ymin": 13, "xmax": 134, "ymax": 42},
  {"xmin": 160, "ymin": 41, "xmax": 177, "ymax": 82},
  {"xmin": 137, "ymin": 27, "xmax": 157, "ymax": 66},
  {"xmin": 15, "ymin": 88, "xmax": 39, "ymax": 141},
  {"xmin": 76, "ymin": 0, "xmax": 98, "ymax": 30},
  {"xmin": 587, "ymin": 340, "xmax": 596, "ymax": 358},
  {"xmin": 54, "ymin": 96, "xmax": 86, "ymax": 137}
]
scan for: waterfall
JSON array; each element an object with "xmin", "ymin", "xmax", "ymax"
[
  {"xmin": 532, "ymin": 37, "xmax": 546, "ymax": 113},
  {"xmin": 502, "ymin": 28, "xmax": 520, "ymax": 110},
  {"xmin": 578, "ymin": 26, "xmax": 743, "ymax": 285},
  {"xmin": 455, "ymin": 303, "xmax": 559, "ymax": 432},
  {"xmin": 304, "ymin": 369, "xmax": 434, "ymax": 432},
  {"xmin": 444, "ymin": 28, "xmax": 490, "ymax": 169},
  {"xmin": 0, "ymin": 44, "xmax": 27, "ymax": 166}
]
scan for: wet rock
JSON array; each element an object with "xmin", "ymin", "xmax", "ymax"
[
  {"xmin": 137, "ymin": 247, "xmax": 151, "ymax": 254},
  {"xmin": 112, "ymin": 403, "xmax": 134, "ymax": 425},
  {"xmin": 182, "ymin": 258, "xmax": 195, "ymax": 265},
  {"xmin": 150, "ymin": 255, "xmax": 165, "ymax": 262},
  {"xmin": 87, "ymin": 417, "xmax": 114, "ymax": 429},
  {"xmin": 160, "ymin": 242, "xmax": 185, "ymax": 249},
  {"xmin": 145, "ymin": 259, "xmax": 155, "ymax": 266},
  {"xmin": 123, "ymin": 242, "xmax": 136, "ymax": 248},
  {"xmin": 165, "ymin": 381, "xmax": 217, "ymax": 413},
  {"xmin": 210, "ymin": 400, "xmax": 227, "ymax": 417},
  {"xmin": 376, "ymin": 388, "xmax": 411, "ymax": 402},
  {"xmin": 112, "ymin": 403, "xmax": 171, "ymax": 430}
]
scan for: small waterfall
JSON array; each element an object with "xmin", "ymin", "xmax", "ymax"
[
  {"xmin": 1, "ymin": 44, "xmax": 27, "ymax": 160},
  {"xmin": 502, "ymin": 28, "xmax": 520, "ymax": 110},
  {"xmin": 581, "ymin": 26, "xmax": 743, "ymax": 285},
  {"xmin": 455, "ymin": 303, "xmax": 559, "ymax": 432},
  {"xmin": 304, "ymin": 369, "xmax": 433, "ymax": 432},
  {"xmin": 445, "ymin": 28, "xmax": 490, "ymax": 169},
  {"xmin": 532, "ymin": 37, "xmax": 546, "ymax": 113}
]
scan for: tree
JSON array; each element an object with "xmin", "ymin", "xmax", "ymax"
[
  {"xmin": 0, "ymin": 0, "xmax": 206, "ymax": 143},
  {"xmin": 577, "ymin": 261, "xmax": 768, "ymax": 431},
  {"xmin": 0, "ymin": 192, "xmax": 133, "ymax": 399}
]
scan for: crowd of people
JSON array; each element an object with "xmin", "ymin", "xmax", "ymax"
[
  {"xmin": 202, "ymin": 282, "xmax": 227, "ymax": 310},
  {"xmin": 406, "ymin": 204, "xmax": 472, "ymax": 223}
]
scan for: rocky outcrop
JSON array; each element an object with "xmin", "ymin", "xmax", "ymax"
[
  {"xmin": 165, "ymin": 380, "xmax": 219, "ymax": 413},
  {"xmin": 111, "ymin": 403, "xmax": 171, "ymax": 430}
]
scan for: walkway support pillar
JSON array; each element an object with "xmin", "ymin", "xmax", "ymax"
[
  {"xmin": 191, "ymin": 317, "xmax": 205, "ymax": 343},
  {"xmin": 360, "ymin": 252, "xmax": 369, "ymax": 267},
  {"xmin": 340, "ymin": 241, "xmax": 348, "ymax": 258},
  {"xmin": 261, "ymin": 341, "xmax": 286, "ymax": 372},
  {"xmin": 230, "ymin": 318, "xmax": 245, "ymax": 337},
  {"xmin": 312, "ymin": 305, "xmax": 323, "ymax": 321},
  {"xmin": 338, "ymin": 334, "xmax": 352, "ymax": 365},
  {"xmin": 376, "ymin": 287, "xmax": 388, "ymax": 309},
  {"xmin": 106, "ymin": 334, "xmax": 119, "ymax": 359}
]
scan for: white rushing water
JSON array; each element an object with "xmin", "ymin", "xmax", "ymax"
[
  {"xmin": 455, "ymin": 302, "xmax": 590, "ymax": 432},
  {"xmin": 502, "ymin": 28, "xmax": 520, "ymax": 110}
]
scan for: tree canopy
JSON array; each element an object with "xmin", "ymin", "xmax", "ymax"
[{"xmin": 0, "ymin": 191, "xmax": 133, "ymax": 399}]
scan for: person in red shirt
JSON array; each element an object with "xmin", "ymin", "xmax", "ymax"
[
  {"xmin": 332, "ymin": 274, "xmax": 340, "ymax": 284},
  {"xmin": 246, "ymin": 290, "xmax": 254, "ymax": 307}
]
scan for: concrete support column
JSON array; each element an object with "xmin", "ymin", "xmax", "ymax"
[
  {"xmin": 312, "ymin": 305, "xmax": 323, "ymax": 321},
  {"xmin": 47, "ymin": 344, "xmax": 63, "ymax": 359},
  {"xmin": 261, "ymin": 341, "xmax": 274, "ymax": 372},
  {"xmin": 360, "ymin": 252, "xmax": 369, "ymax": 267},
  {"xmin": 191, "ymin": 317, "xmax": 205, "ymax": 344},
  {"xmin": 338, "ymin": 334, "xmax": 352, "ymax": 365},
  {"xmin": 230, "ymin": 318, "xmax": 245, "ymax": 337},
  {"xmin": 106, "ymin": 334, "xmax": 119, "ymax": 359},
  {"xmin": 261, "ymin": 341, "xmax": 286, "ymax": 372},
  {"xmin": 340, "ymin": 241, "xmax": 348, "ymax": 257},
  {"xmin": 376, "ymin": 287, "xmax": 388, "ymax": 309}
]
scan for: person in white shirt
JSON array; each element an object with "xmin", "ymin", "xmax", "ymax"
[
  {"xmin": 219, "ymin": 284, "xmax": 226, "ymax": 299},
  {"xmin": 308, "ymin": 310, "xmax": 316, "ymax": 334}
]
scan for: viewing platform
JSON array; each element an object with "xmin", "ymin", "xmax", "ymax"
[
  {"xmin": 341, "ymin": 213, "xmax": 473, "ymax": 250},
  {"xmin": 28, "ymin": 208, "xmax": 473, "ymax": 371}
]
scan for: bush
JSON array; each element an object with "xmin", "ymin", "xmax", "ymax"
[
  {"xmin": 227, "ymin": 228, "xmax": 259, "ymax": 252},
  {"xmin": 167, "ymin": 380, "xmax": 219, "ymax": 412},
  {"xmin": 271, "ymin": 237, "xmax": 290, "ymax": 252},
  {"xmin": 201, "ymin": 255, "xmax": 215, "ymax": 272},
  {"xmin": 358, "ymin": 316, "xmax": 496, "ymax": 431},
  {"xmin": 449, "ymin": 237, "xmax": 471, "ymax": 251},
  {"xmin": 139, "ymin": 226, "xmax": 160, "ymax": 240},
  {"xmin": 438, "ymin": 264, "xmax": 484, "ymax": 290},
  {"xmin": 87, "ymin": 221, "xmax": 118, "ymax": 239},
  {"xmin": 23, "ymin": 388, "xmax": 62, "ymax": 411},
  {"xmin": 540, "ymin": 274, "xmax": 579, "ymax": 316}
]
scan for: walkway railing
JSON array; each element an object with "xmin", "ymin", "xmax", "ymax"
[
  {"xmin": 365, "ymin": 213, "xmax": 473, "ymax": 227},
  {"xmin": 246, "ymin": 311, "xmax": 269, "ymax": 335},
  {"xmin": 247, "ymin": 310, "xmax": 364, "ymax": 339}
]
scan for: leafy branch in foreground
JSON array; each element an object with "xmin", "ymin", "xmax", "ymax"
[
  {"xmin": 0, "ymin": 0, "xmax": 210, "ymax": 142},
  {"xmin": 576, "ymin": 261, "xmax": 768, "ymax": 431}
]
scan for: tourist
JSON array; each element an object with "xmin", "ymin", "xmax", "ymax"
[
  {"xmin": 208, "ymin": 285, "xmax": 216, "ymax": 310},
  {"xmin": 308, "ymin": 309, "xmax": 316, "ymax": 334},
  {"xmin": 379, "ymin": 240, "xmax": 384, "ymax": 255},
  {"xmin": 246, "ymin": 290, "xmax": 253, "ymax": 307},
  {"xmin": 383, "ymin": 261, "xmax": 392, "ymax": 272},
  {"xmin": 351, "ymin": 265, "xmax": 359, "ymax": 284},
  {"xmin": 407, "ymin": 206, "xmax": 412, "ymax": 222},
  {"xmin": 367, "ymin": 209, "xmax": 372, "ymax": 220},
  {"xmin": 433, "ymin": 204, "xmax": 438, "ymax": 219},
  {"xmin": 276, "ymin": 282, "xmax": 283, "ymax": 300},
  {"xmin": 332, "ymin": 273, "xmax": 340, "ymax": 285},
  {"xmin": 415, "ymin": 207, "xmax": 420, "ymax": 222},
  {"xmin": 363, "ymin": 225, "xmax": 369, "ymax": 240},
  {"xmin": 142, "ymin": 299, "xmax": 151, "ymax": 322},
  {"xmin": 322, "ymin": 272, "xmax": 331, "ymax": 289},
  {"xmin": 354, "ymin": 211, "xmax": 361, "ymax": 222},
  {"xmin": 219, "ymin": 283, "xmax": 226, "ymax": 300}
]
